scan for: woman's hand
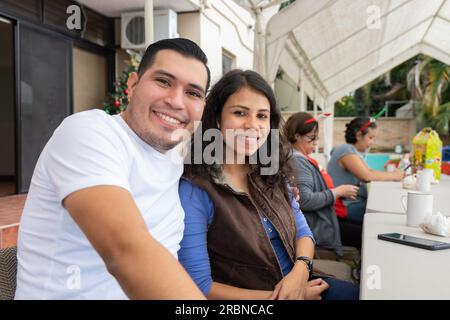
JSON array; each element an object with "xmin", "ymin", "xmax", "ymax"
[
  {"xmin": 289, "ymin": 176, "xmax": 300, "ymax": 201},
  {"xmin": 333, "ymin": 185, "xmax": 359, "ymax": 200},
  {"xmin": 391, "ymin": 169, "xmax": 406, "ymax": 181},
  {"xmin": 291, "ymin": 186, "xmax": 300, "ymax": 201},
  {"xmin": 269, "ymin": 262, "xmax": 309, "ymax": 300},
  {"xmin": 304, "ymin": 278, "xmax": 329, "ymax": 300}
]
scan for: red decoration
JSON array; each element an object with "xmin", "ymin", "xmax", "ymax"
[
  {"xmin": 304, "ymin": 118, "xmax": 316, "ymax": 125},
  {"xmin": 114, "ymin": 100, "xmax": 120, "ymax": 108},
  {"xmin": 116, "ymin": 82, "xmax": 121, "ymax": 87},
  {"xmin": 124, "ymin": 89, "xmax": 129, "ymax": 95}
]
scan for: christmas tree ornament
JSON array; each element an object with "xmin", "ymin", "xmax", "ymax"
[{"xmin": 104, "ymin": 51, "xmax": 141, "ymax": 115}]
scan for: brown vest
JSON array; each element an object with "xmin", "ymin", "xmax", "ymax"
[{"xmin": 186, "ymin": 171, "xmax": 298, "ymax": 291}]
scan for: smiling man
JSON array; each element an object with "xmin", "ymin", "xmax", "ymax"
[{"xmin": 15, "ymin": 38, "xmax": 210, "ymax": 299}]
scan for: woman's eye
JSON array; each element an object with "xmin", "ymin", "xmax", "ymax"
[
  {"xmin": 257, "ymin": 113, "xmax": 269, "ymax": 119},
  {"xmin": 233, "ymin": 111, "xmax": 246, "ymax": 116}
]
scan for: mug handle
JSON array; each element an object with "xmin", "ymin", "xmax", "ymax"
[{"xmin": 401, "ymin": 195, "xmax": 407, "ymax": 212}]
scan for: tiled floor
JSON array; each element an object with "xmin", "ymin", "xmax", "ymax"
[
  {"xmin": 0, "ymin": 194, "xmax": 26, "ymax": 248},
  {"xmin": 0, "ymin": 194, "xmax": 26, "ymax": 226},
  {"xmin": 0, "ymin": 224, "xmax": 19, "ymax": 249}
]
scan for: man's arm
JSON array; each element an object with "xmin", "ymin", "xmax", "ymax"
[{"xmin": 63, "ymin": 185, "xmax": 205, "ymax": 299}]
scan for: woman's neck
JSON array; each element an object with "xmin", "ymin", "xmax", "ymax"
[
  {"xmin": 292, "ymin": 143, "xmax": 308, "ymax": 157},
  {"xmin": 222, "ymin": 163, "xmax": 250, "ymax": 194},
  {"xmin": 352, "ymin": 142, "xmax": 365, "ymax": 153},
  {"xmin": 223, "ymin": 163, "xmax": 250, "ymax": 177}
]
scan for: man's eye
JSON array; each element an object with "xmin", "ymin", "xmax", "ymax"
[
  {"xmin": 156, "ymin": 78, "xmax": 170, "ymax": 86},
  {"xmin": 187, "ymin": 91, "xmax": 202, "ymax": 98}
]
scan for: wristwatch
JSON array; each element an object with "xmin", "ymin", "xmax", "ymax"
[{"xmin": 295, "ymin": 256, "xmax": 313, "ymax": 279}]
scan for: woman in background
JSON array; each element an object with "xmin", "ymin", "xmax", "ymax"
[
  {"xmin": 284, "ymin": 112, "xmax": 360, "ymax": 251},
  {"xmin": 327, "ymin": 117, "xmax": 404, "ymax": 247}
]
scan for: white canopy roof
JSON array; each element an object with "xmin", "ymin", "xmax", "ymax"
[{"xmin": 266, "ymin": 0, "xmax": 450, "ymax": 108}]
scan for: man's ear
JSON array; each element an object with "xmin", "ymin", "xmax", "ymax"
[{"xmin": 126, "ymin": 72, "xmax": 139, "ymax": 102}]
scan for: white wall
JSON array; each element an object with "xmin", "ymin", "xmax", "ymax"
[
  {"xmin": 178, "ymin": 12, "xmax": 201, "ymax": 45},
  {"xmin": 73, "ymin": 47, "xmax": 108, "ymax": 113},
  {"xmin": 275, "ymin": 72, "xmax": 300, "ymax": 112},
  {"xmin": 178, "ymin": 0, "xmax": 254, "ymax": 86}
]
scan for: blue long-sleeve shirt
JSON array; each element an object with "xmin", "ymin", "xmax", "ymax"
[{"xmin": 178, "ymin": 179, "xmax": 314, "ymax": 295}]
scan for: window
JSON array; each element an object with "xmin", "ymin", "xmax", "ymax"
[{"xmin": 222, "ymin": 50, "xmax": 235, "ymax": 75}]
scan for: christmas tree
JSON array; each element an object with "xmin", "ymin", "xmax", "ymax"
[{"xmin": 103, "ymin": 51, "xmax": 141, "ymax": 115}]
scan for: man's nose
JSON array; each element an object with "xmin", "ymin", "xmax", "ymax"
[{"xmin": 165, "ymin": 87, "xmax": 184, "ymax": 109}]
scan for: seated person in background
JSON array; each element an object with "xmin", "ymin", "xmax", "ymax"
[
  {"xmin": 284, "ymin": 112, "xmax": 360, "ymax": 252},
  {"xmin": 179, "ymin": 69, "xmax": 359, "ymax": 300},
  {"xmin": 327, "ymin": 117, "xmax": 404, "ymax": 247}
]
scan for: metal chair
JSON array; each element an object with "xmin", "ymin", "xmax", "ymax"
[{"xmin": 0, "ymin": 246, "xmax": 17, "ymax": 300}]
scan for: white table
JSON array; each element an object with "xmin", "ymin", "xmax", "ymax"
[
  {"xmin": 360, "ymin": 213, "xmax": 450, "ymax": 300},
  {"xmin": 366, "ymin": 174, "xmax": 450, "ymax": 215}
]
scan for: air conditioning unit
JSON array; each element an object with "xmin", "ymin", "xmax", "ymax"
[
  {"xmin": 154, "ymin": 9, "xmax": 179, "ymax": 42},
  {"xmin": 121, "ymin": 9, "xmax": 179, "ymax": 50},
  {"xmin": 121, "ymin": 11, "xmax": 146, "ymax": 49}
]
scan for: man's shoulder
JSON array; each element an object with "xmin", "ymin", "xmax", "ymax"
[
  {"xmin": 45, "ymin": 109, "xmax": 127, "ymax": 158},
  {"xmin": 61, "ymin": 109, "xmax": 113, "ymax": 127},
  {"xmin": 55, "ymin": 109, "xmax": 121, "ymax": 139}
]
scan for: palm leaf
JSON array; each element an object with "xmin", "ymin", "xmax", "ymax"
[{"xmin": 433, "ymin": 102, "xmax": 450, "ymax": 135}]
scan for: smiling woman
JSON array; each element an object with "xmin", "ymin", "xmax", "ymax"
[{"xmin": 179, "ymin": 70, "xmax": 359, "ymax": 300}]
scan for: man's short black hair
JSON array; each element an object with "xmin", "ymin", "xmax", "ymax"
[{"xmin": 137, "ymin": 38, "xmax": 211, "ymax": 92}]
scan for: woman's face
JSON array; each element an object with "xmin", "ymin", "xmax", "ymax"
[
  {"xmin": 295, "ymin": 128, "xmax": 319, "ymax": 155},
  {"xmin": 220, "ymin": 87, "xmax": 271, "ymax": 160},
  {"xmin": 355, "ymin": 127, "xmax": 377, "ymax": 152}
]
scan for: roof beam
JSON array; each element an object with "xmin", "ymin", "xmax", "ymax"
[
  {"xmin": 265, "ymin": 0, "xmax": 336, "ymax": 45},
  {"xmin": 309, "ymin": 0, "xmax": 416, "ymax": 63},
  {"xmin": 420, "ymin": 42, "xmax": 450, "ymax": 66},
  {"xmin": 321, "ymin": 17, "xmax": 432, "ymax": 83},
  {"xmin": 286, "ymin": 33, "xmax": 329, "ymax": 97},
  {"xmin": 327, "ymin": 45, "xmax": 421, "ymax": 103},
  {"xmin": 419, "ymin": 0, "xmax": 446, "ymax": 45}
]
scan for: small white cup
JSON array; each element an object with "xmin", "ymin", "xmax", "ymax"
[
  {"xmin": 416, "ymin": 169, "xmax": 433, "ymax": 193},
  {"xmin": 401, "ymin": 191, "xmax": 433, "ymax": 227},
  {"xmin": 386, "ymin": 164, "xmax": 396, "ymax": 172}
]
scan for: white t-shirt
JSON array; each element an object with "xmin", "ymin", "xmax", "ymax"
[{"xmin": 15, "ymin": 110, "xmax": 185, "ymax": 299}]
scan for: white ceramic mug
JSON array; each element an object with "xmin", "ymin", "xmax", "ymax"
[
  {"xmin": 416, "ymin": 169, "xmax": 433, "ymax": 193},
  {"xmin": 402, "ymin": 174, "xmax": 416, "ymax": 189},
  {"xmin": 401, "ymin": 191, "xmax": 433, "ymax": 227}
]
